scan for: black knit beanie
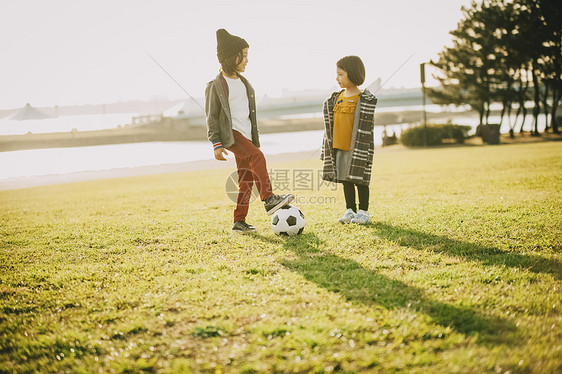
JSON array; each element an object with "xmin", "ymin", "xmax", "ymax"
[{"xmin": 216, "ymin": 29, "xmax": 249, "ymax": 63}]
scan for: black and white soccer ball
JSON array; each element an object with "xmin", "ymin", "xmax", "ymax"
[{"xmin": 271, "ymin": 205, "xmax": 305, "ymax": 236}]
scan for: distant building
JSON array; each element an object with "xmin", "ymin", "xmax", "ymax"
[{"xmin": 10, "ymin": 103, "xmax": 51, "ymax": 121}]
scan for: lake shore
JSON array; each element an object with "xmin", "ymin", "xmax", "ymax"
[
  {"xmin": 0, "ymin": 108, "xmax": 481, "ymax": 152},
  {"xmin": 2, "ymin": 132, "xmax": 561, "ymax": 191},
  {"xmin": 0, "ymin": 150, "xmax": 320, "ymax": 190}
]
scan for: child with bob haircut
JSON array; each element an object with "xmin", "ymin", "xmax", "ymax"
[
  {"xmin": 205, "ymin": 29, "xmax": 293, "ymax": 233},
  {"xmin": 321, "ymin": 55, "xmax": 378, "ymax": 224}
]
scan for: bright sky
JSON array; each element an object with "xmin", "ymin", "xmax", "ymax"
[{"xmin": 0, "ymin": 0, "xmax": 472, "ymax": 109}]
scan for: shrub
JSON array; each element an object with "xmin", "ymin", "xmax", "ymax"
[
  {"xmin": 435, "ymin": 124, "xmax": 472, "ymax": 143},
  {"xmin": 400, "ymin": 126, "xmax": 443, "ymax": 147},
  {"xmin": 400, "ymin": 124, "xmax": 471, "ymax": 147}
]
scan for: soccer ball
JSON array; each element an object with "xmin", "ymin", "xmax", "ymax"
[{"xmin": 271, "ymin": 205, "xmax": 305, "ymax": 236}]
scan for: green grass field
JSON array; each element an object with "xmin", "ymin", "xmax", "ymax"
[{"xmin": 1, "ymin": 141, "xmax": 561, "ymax": 373}]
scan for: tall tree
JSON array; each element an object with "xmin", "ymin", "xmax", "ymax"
[
  {"xmin": 536, "ymin": 0, "xmax": 562, "ymax": 133},
  {"xmin": 429, "ymin": 1, "xmax": 497, "ymax": 126},
  {"xmin": 429, "ymin": 0, "xmax": 561, "ymax": 134}
]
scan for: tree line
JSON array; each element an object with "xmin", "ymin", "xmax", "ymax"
[{"xmin": 428, "ymin": 0, "xmax": 561, "ymax": 135}]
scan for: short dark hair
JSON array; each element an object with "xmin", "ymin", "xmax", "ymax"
[
  {"xmin": 337, "ymin": 56, "xmax": 365, "ymax": 86},
  {"xmin": 221, "ymin": 50, "xmax": 244, "ymax": 76}
]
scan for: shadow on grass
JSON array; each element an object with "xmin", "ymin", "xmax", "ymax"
[
  {"xmin": 253, "ymin": 232, "xmax": 516, "ymax": 346},
  {"xmin": 368, "ymin": 222, "xmax": 562, "ymax": 281}
]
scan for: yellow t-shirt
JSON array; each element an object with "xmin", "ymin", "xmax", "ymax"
[{"xmin": 332, "ymin": 92, "xmax": 359, "ymax": 150}]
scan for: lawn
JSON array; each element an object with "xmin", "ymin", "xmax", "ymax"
[{"xmin": 1, "ymin": 141, "xmax": 561, "ymax": 373}]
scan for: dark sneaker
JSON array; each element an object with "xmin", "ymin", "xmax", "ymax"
[
  {"xmin": 232, "ymin": 221, "xmax": 257, "ymax": 233},
  {"xmin": 264, "ymin": 194, "xmax": 294, "ymax": 215}
]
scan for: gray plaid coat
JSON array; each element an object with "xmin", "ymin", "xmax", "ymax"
[{"xmin": 321, "ymin": 89, "xmax": 377, "ymax": 186}]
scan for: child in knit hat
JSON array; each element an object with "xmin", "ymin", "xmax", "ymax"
[{"xmin": 205, "ymin": 29, "xmax": 294, "ymax": 233}]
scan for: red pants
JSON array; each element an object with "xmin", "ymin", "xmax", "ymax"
[{"xmin": 227, "ymin": 130, "xmax": 273, "ymax": 222}]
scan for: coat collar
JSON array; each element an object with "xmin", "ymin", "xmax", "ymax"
[
  {"xmin": 214, "ymin": 72, "xmax": 254, "ymax": 98},
  {"xmin": 361, "ymin": 89, "xmax": 377, "ymax": 102},
  {"xmin": 213, "ymin": 74, "xmax": 230, "ymax": 116},
  {"xmin": 327, "ymin": 88, "xmax": 377, "ymax": 104}
]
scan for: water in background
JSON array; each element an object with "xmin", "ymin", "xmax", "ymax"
[
  {"xmin": 0, "ymin": 113, "xmax": 550, "ymax": 180},
  {"xmin": 0, "ymin": 113, "xmax": 135, "ymax": 135},
  {"xmin": 0, "ymin": 131, "xmax": 323, "ymax": 179}
]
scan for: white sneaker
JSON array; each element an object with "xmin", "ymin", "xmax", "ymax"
[
  {"xmin": 351, "ymin": 209, "xmax": 369, "ymax": 224},
  {"xmin": 337, "ymin": 208, "xmax": 356, "ymax": 224}
]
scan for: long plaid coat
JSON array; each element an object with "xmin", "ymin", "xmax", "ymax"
[{"xmin": 321, "ymin": 89, "xmax": 377, "ymax": 186}]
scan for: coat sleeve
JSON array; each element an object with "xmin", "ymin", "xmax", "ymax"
[
  {"xmin": 205, "ymin": 81, "xmax": 223, "ymax": 149},
  {"xmin": 371, "ymin": 97, "xmax": 378, "ymax": 130},
  {"xmin": 321, "ymin": 100, "xmax": 330, "ymax": 160}
]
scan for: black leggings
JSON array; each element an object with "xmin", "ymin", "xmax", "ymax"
[{"xmin": 342, "ymin": 181, "xmax": 369, "ymax": 212}]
